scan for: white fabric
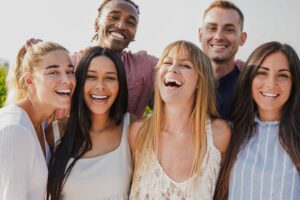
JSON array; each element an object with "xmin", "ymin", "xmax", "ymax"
[
  {"xmin": 129, "ymin": 119, "xmax": 221, "ymax": 200},
  {"xmin": 0, "ymin": 104, "xmax": 49, "ymax": 200},
  {"xmin": 51, "ymin": 120, "xmax": 61, "ymax": 149},
  {"xmin": 61, "ymin": 113, "xmax": 132, "ymax": 200}
]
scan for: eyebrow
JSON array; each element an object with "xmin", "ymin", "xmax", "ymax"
[
  {"xmin": 258, "ymin": 66, "xmax": 290, "ymax": 72},
  {"xmin": 87, "ymin": 70, "xmax": 117, "ymax": 75},
  {"xmin": 45, "ymin": 64, "xmax": 74, "ymax": 70},
  {"xmin": 109, "ymin": 10, "xmax": 137, "ymax": 22}
]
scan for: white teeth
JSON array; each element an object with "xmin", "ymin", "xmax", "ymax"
[
  {"xmin": 212, "ymin": 44, "xmax": 227, "ymax": 49},
  {"xmin": 261, "ymin": 92, "xmax": 279, "ymax": 98},
  {"xmin": 55, "ymin": 89, "xmax": 71, "ymax": 94},
  {"xmin": 111, "ymin": 32, "xmax": 124, "ymax": 40},
  {"xmin": 164, "ymin": 78, "xmax": 182, "ymax": 87},
  {"xmin": 91, "ymin": 95, "xmax": 108, "ymax": 100}
]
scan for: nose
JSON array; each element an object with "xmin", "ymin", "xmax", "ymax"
[
  {"xmin": 264, "ymin": 74, "xmax": 278, "ymax": 88},
  {"xmin": 61, "ymin": 73, "xmax": 72, "ymax": 84},
  {"xmin": 95, "ymin": 79, "xmax": 106, "ymax": 89},
  {"xmin": 167, "ymin": 63, "xmax": 179, "ymax": 73},
  {"xmin": 214, "ymin": 29, "xmax": 224, "ymax": 40},
  {"xmin": 115, "ymin": 19, "xmax": 127, "ymax": 30}
]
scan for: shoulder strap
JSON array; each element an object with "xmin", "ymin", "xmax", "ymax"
[
  {"xmin": 205, "ymin": 118, "xmax": 213, "ymax": 146},
  {"xmin": 52, "ymin": 120, "xmax": 61, "ymax": 149}
]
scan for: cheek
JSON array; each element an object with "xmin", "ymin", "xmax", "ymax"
[{"xmin": 112, "ymin": 82, "xmax": 119, "ymax": 96}]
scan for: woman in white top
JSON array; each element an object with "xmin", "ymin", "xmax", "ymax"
[
  {"xmin": 0, "ymin": 39, "xmax": 75, "ymax": 200},
  {"xmin": 47, "ymin": 47, "xmax": 132, "ymax": 200},
  {"xmin": 214, "ymin": 42, "xmax": 300, "ymax": 200},
  {"xmin": 129, "ymin": 40, "xmax": 231, "ymax": 199}
]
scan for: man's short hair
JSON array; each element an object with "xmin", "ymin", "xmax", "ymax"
[{"xmin": 203, "ymin": 0, "xmax": 244, "ymax": 30}]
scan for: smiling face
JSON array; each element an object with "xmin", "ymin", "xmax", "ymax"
[
  {"xmin": 199, "ymin": 8, "xmax": 246, "ymax": 65},
  {"xmin": 96, "ymin": 0, "xmax": 139, "ymax": 52},
  {"xmin": 30, "ymin": 49, "xmax": 76, "ymax": 110},
  {"xmin": 158, "ymin": 47, "xmax": 198, "ymax": 106},
  {"xmin": 84, "ymin": 55, "xmax": 119, "ymax": 116},
  {"xmin": 252, "ymin": 51, "xmax": 292, "ymax": 121}
]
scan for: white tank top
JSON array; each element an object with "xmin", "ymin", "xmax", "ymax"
[
  {"xmin": 129, "ymin": 118, "xmax": 221, "ymax": 200},
  {"xmin": 61, "ymin": 113, "xmax": 132, "ymax": 200}
]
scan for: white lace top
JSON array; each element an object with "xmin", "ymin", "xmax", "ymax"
[{"xmin": 129, "ymin": 119, "xmax": 221, "ymax": 200}]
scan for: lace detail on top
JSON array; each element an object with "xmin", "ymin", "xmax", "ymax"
[{"xmin": 129, "ymin": 119, "xmax": 221, "ymax": 200}]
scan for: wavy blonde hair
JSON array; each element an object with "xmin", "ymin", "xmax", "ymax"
[
  {"xmin": 5, "ymin": 41, "xmax": 68, "ymax": 104},
  {"xmin": 132, "ymin": 40, "xmax": 218, "ymax": 189}
]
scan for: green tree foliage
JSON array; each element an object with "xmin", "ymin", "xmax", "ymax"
[{"xmin": 0, "ymin": 66, "xmax": 7, "ymax": 108}]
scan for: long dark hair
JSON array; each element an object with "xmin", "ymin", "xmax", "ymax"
[
  {"xmin": 47, "ymin": 46, "xmax": 128, "ymax": 200},
  {"xmin": 214, "ymin": 41, "xmax": 300, "ymax": 199}
]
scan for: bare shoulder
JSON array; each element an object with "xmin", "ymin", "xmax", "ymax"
[
  {"xmin": 211, "ymin": 118, "xmax": 231, "ymax": 154},
  {"xmin": 128, "ymin": 117, "xmax": 145, "ymax": 153}
]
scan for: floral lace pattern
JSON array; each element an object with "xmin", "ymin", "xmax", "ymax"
[{"xmin": 130, "ymin": 119, "xmax": 221, "ymax": 200}]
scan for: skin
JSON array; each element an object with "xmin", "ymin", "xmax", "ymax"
[
  {"xmin": 158, "ymin": 48, "xmax": 198, "ymax": 108},
  {"xmin": 199, "ymin": 8, "xmax": 247, "ymax": 80},
  {"xmin": 82, "ymin": 56, "xmax": 122, "ymax": 158},
  {"xmin": 18, "ymin": 50, "xmax": 76, "ymax": 156},
  {"xmin": 252, "ymin": 52, "xmax": 292, "ymax": 122},
  {"xmin": 129, "ymin": 48, "xmax": 231, "ymax": 182},
  {"xmin": 95, "ymin": 0, "xmax": 139, "ymax": 52}
]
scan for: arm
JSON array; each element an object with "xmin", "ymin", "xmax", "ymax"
[
  {"xmin": 128, "ymin": 119, "xmax": 145, "ymax": 162},
  {"xmin": 211, "ymin": 119, "xmax": 231, "ymax": 163},
  {"xmin": 0, "ymin": 125, "xmax": 35, "ymax": 200}
]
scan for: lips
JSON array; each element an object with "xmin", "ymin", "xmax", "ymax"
[
  {"xmin": 210, "ymin": 43, "xmax": 228, "ymax": 49},
  {"xmin": 110, "ymin": 31, "xmax": 125, "ymax": 40},
  {"xmin": 89, "ymin": 94, "xmax": 110, "ymax": 104},
  {"xmin": 164, "ymin": 78, "xmax": 183, "ymax": 88},
  {"xmin": 55, "ymin": 89, "xmax": 72, "ymax": 96},
  {"xmin": 260, "ymin": 91, "xmax": 280, "ymax": 99}
]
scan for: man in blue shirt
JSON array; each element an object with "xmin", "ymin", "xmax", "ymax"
[{"xmin": 198, "ymin": 0, "xmax": 247, "ymax": 120}]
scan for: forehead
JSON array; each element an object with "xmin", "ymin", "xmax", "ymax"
[
  {"xmin": 37, "ymin": 50, "xmax": 70, "ymax": 68},
  {"xmin": 261, "ymin": 52, "xmax": 289, "ymax": 70},
  {"xmin": 101, "ymin": 0, "xmax": 139, "ymax": 21},
  {"xmin": 89, "ymin": 55, "xmax": 117, "ymax": 72},
  {"xmin": 165, "ymin": 46, "xmax": 191, "ymax": 60},
  {"xmin": 203, "ymin": 7, "xmax": 241, "ymax": 28}
]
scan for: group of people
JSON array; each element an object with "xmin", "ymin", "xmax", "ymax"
[{"xmin": 0, "ymin": 0, "xmax": 299, "ymax": 200}]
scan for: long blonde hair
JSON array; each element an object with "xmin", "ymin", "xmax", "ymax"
[
  {"xmin": 5, "ymin": 40, "xmax": 68, "ymax": 104},
  {"xmin": 132, "ymin": 40, "xmax": 218, "ymax": 187}
]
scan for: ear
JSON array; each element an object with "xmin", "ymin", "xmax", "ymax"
[
  {"xmin": 240, "ymin": 32, "xmax": 247, "ymax": 46},
  {"xmin": 24, "ymin": 72, "xmax": 34, "ymax": 89},
  {"xmin": 94, "ymin": 18, "xmax": 99, "ymax": 32},
  {"xmin": 198, "ymin": 27, "xmax": 203, "ymax": 43}
]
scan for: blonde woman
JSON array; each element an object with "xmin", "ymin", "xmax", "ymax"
[
  {"xmin": 129, "ymin": 40, "xmax": 231, "ymax": 199},
  {"xmin": 0, "ymin": 39, "xmax": 75, "ymax": 199}
]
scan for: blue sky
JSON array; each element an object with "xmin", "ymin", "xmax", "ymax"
[{"xmin": 1, "ymin": 0, "xmax": 300, "ymax": 64}]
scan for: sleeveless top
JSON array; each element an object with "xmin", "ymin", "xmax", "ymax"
[
  {"xmin": 129, "ymin": 119, "xmax": 221, "ymax": 200},
  {"xmin": 229, "ymin": 116, "xmax": 300, "ymax": 200},
  {"xmin": 59, "ymin": 113, "xmax": 133, "ymax": 200}
]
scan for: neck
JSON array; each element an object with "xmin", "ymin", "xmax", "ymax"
[
  {"xmin": 258, "ymin": 109, "xmax": 281, "ymax": 122},
  {"xmin": 90, "ymin": 112, "xmax": 114, "ymax": 134},
  {"xmin": 17, "ymin": 97, "xmax": 53, "ymax": 129},
  {"xmin": 211, "ymin": 58, "xmax": 235, "ymax": 80},
  {"xmin": 164, "ymin": 103, "xmax": 193, "ymax": 135}
]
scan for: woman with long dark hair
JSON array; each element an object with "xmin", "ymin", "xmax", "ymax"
[
  {"xmin": 214, "ymin": 41, "xmax": 300, "ymax": 200},
  {"xmin": 47, "ymin": 46, "xmax": 131, "ymax": 199}
]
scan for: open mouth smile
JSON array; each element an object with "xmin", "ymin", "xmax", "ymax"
[
  {"xmin": 55, "ymin": 89, "xmax": 72, "ymax": 96},
  {"xmin": 164, "ymin": 78, "xmax": 183, "ymax": 88},
  {"xmin": 260, "ymin": 91, "xmax": 280, "ymax": 99}
]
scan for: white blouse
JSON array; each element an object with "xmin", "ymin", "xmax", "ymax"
[
  {"xmin": 0, "ymin": 104, "xmax": 50, "ymax": 200},
  {"xmin": 61, "ymin": 113, "xmax": 132, "ymax": 200}
]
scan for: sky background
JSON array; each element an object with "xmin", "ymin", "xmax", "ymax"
[{"xmin": 1, "ymin": 0, "xmax": 300, "ymax": 65}]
